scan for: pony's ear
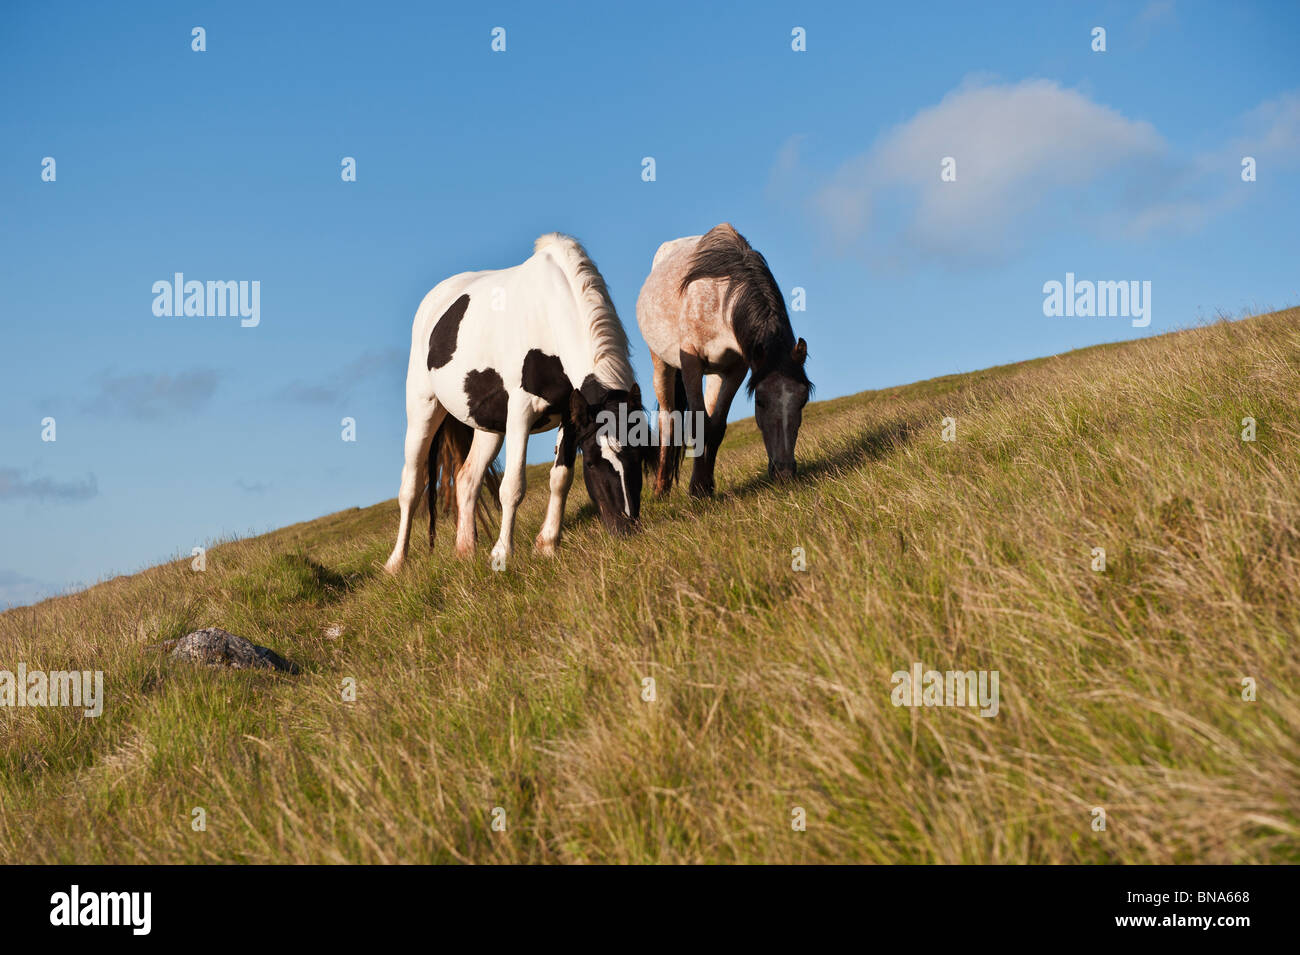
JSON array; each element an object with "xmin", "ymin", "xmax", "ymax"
[
  {"xmin": 569, "ymin": 388, "xmax": 592, "ymax": 429},
  {"xmin": 792, "ymin": 338, "xmax": 808, "ymax": 365},
  {"xmin": 627, "ymin": 383, "xmax": 642, "ymax": 409}
]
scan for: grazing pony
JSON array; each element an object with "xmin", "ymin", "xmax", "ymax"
[
  {"xmin": 384, "ymin": 233, "xmax": 643, "ymax": 574},
  {"xmin": 636, "ymin": 223, "xmax": 811, "ymax": 497}
]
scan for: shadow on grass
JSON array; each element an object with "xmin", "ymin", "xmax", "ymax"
[
  {"xmin": 587, "ymin": 417, "xmax": 917, "ymax": 532},
  {"xmin": 724, "ymin": 417, "xmax": 916, "ymax": 500},
  {"xmin": 451, "ymin": 417, "xmax": 917, "ymax": 541},
  {"xmin": 294, "ymin": 554, "xmax": 355, "ymax": 597},
  {"xmin": 231, "ymin": 552, "xmax": 362, "ymax": 611}
]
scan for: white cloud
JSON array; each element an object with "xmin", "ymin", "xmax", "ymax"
[
  {"xmin": 1235, "ymin": 91, "xmax": 1300, "ymax": 164},
  {"xmin": 797, "ymin": 78, "xmax": 1300, "ymax": 268},
  {"xmin": 808, "ymin": 78, "xmax": 1165, "ymax": 264},
  {"xmin": 1126, "ymin": 90, "xmax": 1300, "ymax": 237},
  {"xmin": 0, "ymin": 467, "xmax": 98, "ymax": 503},
  {"xmin": 83, "ymin": 368, "xmax": 220, "ymax": 419},
  {"xmin": 765, "ymin": 133, "xmax": 807, "ymax": 203},
  {"xmin": 1138, "ymin": 0, "xmax": 1177, "ymax": 27},
  {"xmin": 275, "ymin": 348, "xmax": 405, "ymax": 406}
]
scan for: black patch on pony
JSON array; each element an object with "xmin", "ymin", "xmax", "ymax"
[
  {"xmin": 463, "ymin": 367, "xmax": 509, "ymax": 431},
  {"xmin": 573, "ymin": 374, "xmax": 646, "ymax": 439},
  {"xmin": 555, "ymin": 419, "xmax": 577, "ymax": 469},
  {"xmin": 427, "ymin": 294, "xmax": 470, "ymax": 370},
  {"xmin": 678, "ymin": 223, "xmax": 812, "ymax": 396},
  {"xmin": 578, "ymin": 373, "xmax": 606, "ymax": 408},
  {"xmin": 521, "ymin": 349, "xmax": 571, "ymax": 410}
]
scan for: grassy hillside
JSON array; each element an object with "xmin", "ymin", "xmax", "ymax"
[{"xmin": 3, "ymin": 308, "xmax": 1298, "ymax": 864}]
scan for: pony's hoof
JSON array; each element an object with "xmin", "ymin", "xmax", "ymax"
[
  {"xmin": 534, "ymin": 536, "xmax": 558, "ymax": 557},
  {"xmin": 382, "ymin": 558, "xmax": 402, "ymax": 576}
]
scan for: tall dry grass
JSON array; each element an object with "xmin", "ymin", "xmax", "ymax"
[{"xmin": 2, "ymin": 308, "xmax": 1297, "ymax": 862}]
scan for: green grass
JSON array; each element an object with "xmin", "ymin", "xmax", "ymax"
[{"xmin": 3, "ymin": 308, "xmax": 1298, "ymax": 863}]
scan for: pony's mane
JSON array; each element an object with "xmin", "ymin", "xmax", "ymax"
[
  {"xmin": 678, "ymin": 224, "xmax": 809, "ymax": 395},
  {"xmin": 534, "ymin": 233, "xmax": 635, "ymax": 392}
]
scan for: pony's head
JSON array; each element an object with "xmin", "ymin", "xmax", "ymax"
[
  {"xmin": 750, "ymin": 337, "xmax": 811, "ymax": 482},
  {"xmin": 570, "ymin": 382, "xmax": 643, "ymax": 534}
]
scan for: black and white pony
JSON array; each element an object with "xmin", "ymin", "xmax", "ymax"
[{"xmin": 384, "ymin": 234, "xmax": 643, "ymax": 574}]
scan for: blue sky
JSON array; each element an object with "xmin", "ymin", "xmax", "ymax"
[{"xmin": 2, "ymin": 0, "xmax": 1298, "ymax": 608}]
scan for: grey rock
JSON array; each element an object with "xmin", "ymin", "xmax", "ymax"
[{"xmin": 159, "ymin": 627, "xmax": 300, "ymax": 674}]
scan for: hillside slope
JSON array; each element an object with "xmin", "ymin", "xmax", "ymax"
[{"xmin": 3, "ymin": 309, "xmax": 1298, "ymax": 863}]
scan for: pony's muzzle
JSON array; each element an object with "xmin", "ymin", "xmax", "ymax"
[
  {"xmin": 608, "ymin": 516, "xmax": 641, "ymax": 536},
  {"xmin": 596, "ymin": 506, "xmax": 639, "ymax": 536},
  {"xmin": 769, "ymin": 462, "xmax": 797, "ymax": 482}
]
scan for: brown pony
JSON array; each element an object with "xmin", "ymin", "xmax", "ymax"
[{"xmin": 636, "ymin": 224, "xmax": 811, "ymax": 497}]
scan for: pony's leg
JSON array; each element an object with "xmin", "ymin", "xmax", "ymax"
[
  {"xmin": 698, "ymin": 364, "xmax": 746, "ymax": 489},
  {"xmin": 454, "ymin": 428, "xmax": 503, "ymax": 557},
  {"xmin": 535, "ymin": 423, "xmax": 577, "ymax": 556},
  {"xmin": 384, "ymin": 397, "xmax": 448, "ymax": 574},
  {"xmin": 651, "ymin": 353, "xmax": 678, "ymax": 496},
  {"xmin": 678, "ymin": 351, "xmax": 714, "ymax": 497},
  {"xmin": 704, "ymin": 374, "xmax": 723, "ymax": 416},
  {"xmin": 490, "ymin": 404, "xmax": 533, "ymax": 566}
]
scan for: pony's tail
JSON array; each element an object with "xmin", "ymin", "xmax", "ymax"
[{"xmin": 427, "ymin": 418, "xmax": 501, "ymax": 541}]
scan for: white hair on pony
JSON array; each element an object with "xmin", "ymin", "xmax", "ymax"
[{"xmin": 533, "ymin": 232, "xmax": 635, "ymax": 391}]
